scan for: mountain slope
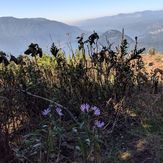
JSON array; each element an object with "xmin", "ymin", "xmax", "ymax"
[
  {"xmin": 0, "ymin": 17, "xmax": 83, "ymax": 55},
  {"xmin": 75, "ymin": 10, "xmax": 163, "ymax": 35},
  {"xmin": 99, "ymin": 30, "xmax": 134, "ymax": 49},
  {"xmin": 74, "ymin": 10, "xmax": 163, "ymax": 52},
  {"xmin": 1, "ymin": 10, "xmax": 163, "ymax": 55}
]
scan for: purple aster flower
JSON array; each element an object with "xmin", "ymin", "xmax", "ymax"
[
  {"xmin": 56, "ymin": 107, "xmax": 64, "ymax": 116},
  {"xmin": 94, "ymin": 120, "xmax": 105, "ymax": 128},
  {"xmin": 80, "ymin": 103, "xmax": 90, "ymax": 112},
  {"xmin": 94, "ymin": 109, "xmax": 101, "ymax": 116},
  {"xmin": 42, "ymin": 107, "xmax": 51, "ymax": 116},
  {"xmin": 92, "ymin": 106, "xmax": 101, "ymax": 116}
]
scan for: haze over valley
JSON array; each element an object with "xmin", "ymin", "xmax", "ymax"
[{"xmin": 0, "ymin": 10, "xmax": 163, "ymax": 55}]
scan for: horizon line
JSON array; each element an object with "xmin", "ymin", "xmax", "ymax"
[{"xmin": 0, "ymin": 9, "xmax": 162, "ymax": 24}]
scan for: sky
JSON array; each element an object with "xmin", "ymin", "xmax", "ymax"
[{"xmin": 0, "ymin": 0, "xmax": 163, "ymax": 23}]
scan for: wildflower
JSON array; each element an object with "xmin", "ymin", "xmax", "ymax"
[
  {"xmin": 80, "ymin": 103, "xmax": 90, "ymax": 112},
  {"xmin": 92, "ymin": 106, "xmax": 101, "ymax": 116},
  {"xmin": 94, "ymin": 120, "xmax": 105, "ymax": 128},
  {"xmin": 42, "ymin": 107, "xmax": 51, "ymax": 116},
  {"xmin": 56, "ymin": 107, "xmax": 64, "ymax": 116}
]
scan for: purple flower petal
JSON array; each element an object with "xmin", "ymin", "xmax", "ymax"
[
  {"xmin": 42, "ymin": 107, "xmax": 51, "ymax": 116},
  {"xmin": 92, "ymin": 106, "xmax": 101, "ymax": 116},
  {"xmin": 94, "ymin": 120, "xmax": 105, "ymax": 128},
  {"xmin": 56, "ymin": 107, "xmax": 64, "ymax": 116},
  {"xmin": 80, "ymin": 103, "xmax": 90, "ymax": 112},
  {"xmin": 91, "ymin": 106, "xmax": 98, "ymax": 111},
  {"xmin": 94, "ymin": 109, "xmax": 100, "ymax": 116}
]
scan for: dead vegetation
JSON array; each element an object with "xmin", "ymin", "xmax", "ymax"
[{"xmin": 0, "ymin": 31, "xmax": 162, "ymax": 162}]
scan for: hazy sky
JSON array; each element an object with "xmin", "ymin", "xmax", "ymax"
[{"xmin": 0, "ymin": 0, "xmax": 163, "ymax": 23}]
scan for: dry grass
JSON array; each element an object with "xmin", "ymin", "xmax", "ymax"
[{"xmin": 142, "ymin": 53, "xmax": 163, "ymax": 73}]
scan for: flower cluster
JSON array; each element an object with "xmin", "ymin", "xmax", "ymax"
[
  {"xmin": 80, "ymin": 103, "xmax": 105, "ymax": 128},
  {"xmin": 80, "ymin": 103, "xmax": 101, "ymax": 116},
  {"xmin": 42, "ymin": 106, "xmax": 64, "ymax": 117}
]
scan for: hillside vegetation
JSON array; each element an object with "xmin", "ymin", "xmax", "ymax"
[{"xmin": 0, "ymin": 31, "xmax": 162, "ymax": 163}]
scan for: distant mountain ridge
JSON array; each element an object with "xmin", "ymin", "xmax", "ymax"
[
  {"xmin": 0, "ymin": 17, "xmax": 83, "ymax": 55},
  {"xmin": 99, "ymin": 30, "xmax": 134, "ymax": 48},
  {"xmin": 75, "ymin": 10, "xmax": 163, "ymax": 35},
  {"xmin": 74, "ymin": 10, "xmax": 163, "ymax": 52},
  {"xmin": 0, "ymin": 10, "xmax": 163, "ymax": 55}
]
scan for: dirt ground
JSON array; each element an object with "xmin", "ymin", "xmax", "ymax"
[{"xmin": 142, "ymin": 53, "xmax": 163, "ymax": 73}]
